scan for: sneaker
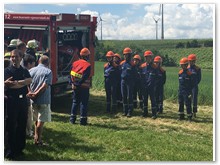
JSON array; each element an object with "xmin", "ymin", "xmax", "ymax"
[{"xmin": 151, "ymin": 116, "xmax": 157, "ymax": 120}]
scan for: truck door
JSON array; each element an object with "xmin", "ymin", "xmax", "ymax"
[{"xmin": 56, "ymin": 27, "xmax": 90, "ymax": 76}]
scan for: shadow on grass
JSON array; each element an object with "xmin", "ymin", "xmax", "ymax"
[
  {"xmin": 14, "ymin": 125, "xmax": 104, "ymax": 161},
  {"xmin": 51, "ymin": 91, "xmax": 213, "ymax": 124}
]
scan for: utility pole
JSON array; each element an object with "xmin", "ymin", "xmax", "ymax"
[{"xmin": 161, "ymin": 4, "xmax": 164, "ymax": 40}]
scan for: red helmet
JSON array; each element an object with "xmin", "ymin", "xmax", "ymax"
[
  {"xmin": 188, "ymin": 54, "xmax": 197, "ymax": 61},
  {"xmin": 179, "ymin": 57, "xmax": 188, "ymax": 65},
  {"xmin": 80, "ymin": 48, "xmax": 90, "ymax": 56},
  {"xmin": 114, "ymin": 53, "xmax": 121, "ymax": 59},
  {"xmin": 144, "ymin": 50, "xmax": 153, "ymax": 57},
  {"xmin": 123, "ymin": 47, "xmax": 132, "ymax": 54},
  {"xmin": 154, "ymin": 56, "xmax": 162, "ymax": 63},
  {"xmin": 133, "ymin": 54, "xmax": 141, "ymax": 61},
  {"xmin": 106, "ymin": 51, "xmax": 114, "ymax": 57}
]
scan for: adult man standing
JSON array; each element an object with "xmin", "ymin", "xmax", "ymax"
[
  {"xmin": 69, "ymin": 48, "xmax": 91, "ymax": 125},
  {"xmin": 28, "ymin": 55, "xmax": 52, "ymax": 146},
  {"xmin": 4, "ymin": 49, "xmax": 32, "ymax": 159}
]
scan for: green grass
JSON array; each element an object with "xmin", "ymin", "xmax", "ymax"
[{"xmin": 11, "ymin": 92, "xmax": 213, "ymax": 161}]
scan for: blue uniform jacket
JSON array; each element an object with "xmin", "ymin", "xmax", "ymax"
[
  {"xmin": 155, "ymin": 67, "xmax": 166, "ymax": 86},
  {"xmin": 141, "ymin": 62, "xmax": 157, "ymax": 88},
  {"xmin": 134, "ymin": 65, "xmax": 142, "ymax": 81},
  {"xmin": 104, "ymin": 62, "xmax": 119, "ymax": 81},
  {"xmin": 187, "ymin": 65, "xmax": 201, "ymax": 86},
  {"xmin": 120, "ymin": 60, "xmax": 136, "ymax": 81},
  {"xmin": 178, "ymin": 69, "xmax": 193, "ymax": 93}
]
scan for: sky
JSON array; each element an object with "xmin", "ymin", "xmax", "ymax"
[{"xmin": 3, "ymin": 2, "xmax": 215, "ymax": 40}]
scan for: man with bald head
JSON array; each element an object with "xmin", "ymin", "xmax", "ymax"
[{"xmin": 28, "ymin": 55, "xmax": 52, "ymax": 146}]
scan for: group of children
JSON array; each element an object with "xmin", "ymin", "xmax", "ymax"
[{"xmin": 104, "ymin": 47, "xmax": 201, "ymax": 121}]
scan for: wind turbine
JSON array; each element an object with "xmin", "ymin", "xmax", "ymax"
[
  {"xmin": 153, "ymin": 16, "xmax": 160, "ymax": 40},
  {"xmin": 98, "ymin": 13, "xmax": 104, "ymax": 41}
]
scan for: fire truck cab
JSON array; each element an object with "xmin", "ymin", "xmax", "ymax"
[{"xmin": 4, "ymin": 12, "xmax": 97, "ymax": 96}]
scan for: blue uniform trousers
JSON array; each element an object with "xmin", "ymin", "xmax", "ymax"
[
  {"xmin": 192, "ymin": 86, "xmax": 198, "ymax": 113},
  {"xmin": 143, "ymin": 86, "xmax": 157, "ymax": 117},
  {"xmin": 116, "ymin": 79, "xmax": 123, "ymax": 107},
  {"xmin": 70, "ymin": 87, "xmax": 89, "ymax": 124},
  {"xmin": 133, "ymin": 80, "xmax": 143, "ymax": 109},
  {"xmin": 121, "ymin": 79, "xmax": 134, "ymax": 115},
  {"xmin": 178, "ymin": 90, "xmax": 192, "ymax": 117},
  {"xmin": 105, "ymin": 78, "xmax": 117, "ymax": 112},
  {"xmin": 155, "ymin": 84, "xmax": 164, "ymax": 113}
]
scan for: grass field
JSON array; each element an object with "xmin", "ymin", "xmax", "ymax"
[
  {"xmin": 13, "ymin": 91, "xmax": 213, "ymax": 161},
  {"xmin": 8, "ymin": 61, "xmax": 214, "ymax": 161}
]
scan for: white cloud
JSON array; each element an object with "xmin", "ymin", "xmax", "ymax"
[
  {"xmin": 80, "ymin": 10, "xmax": 99, "ymax": 17},
  {"xmin": 3, "ymin": 4, "xmax": 214, "ymax": 40}
]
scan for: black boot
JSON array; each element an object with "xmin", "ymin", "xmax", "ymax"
[
  {"xmin": 142, "ymin": 108, "xmax": 148, "ymax": 117},
  {"xmin": 123, "ymin": 104, "xmax": 128, "ymax": 116},
  {"xmin": 70, "ymin": 115, "xmax": 76, "ymax": 124},
  {"xmin": 80, "ymin": 117, "xmax": 88, "ymax": 126},
  {"xmin": 187, "ymin": 116, "xmax": 192, "ymax": 122},
  {"xmin": 178, "ymin": 114, "xmax": 185, "ymax": 120},
  {"xmin": 193, "ymin": 107, "xmax": 197, "ymax": 118}
]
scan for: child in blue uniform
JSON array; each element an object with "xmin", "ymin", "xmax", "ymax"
[
  {"xmin": 120, "ymin": 47, "xmax": 136, "ymax": 117},
  {"xmin": 178, "ymin": 57, "xmax": 193, "ymax": 121},
  {"xmin": 113, "ymin": 53, "xmax": 123, "ymax": 108},
  {"xmin": 104, "ymin": 51, "xmax": 119, "ymax": 113},
  {"xmin": 187, "ymin": 54, "xmax": 201, "ymax": 118},
  {"xmin": 154, "ymin": 56, "xmax": 166, "ymax": 114},
  {"xmin": 141, "ymin": 50, "xmax": 157, "ymax": 119},
  {"xmin": 132, "ymin": 54, "xmax": 143, "ymax": 109}
]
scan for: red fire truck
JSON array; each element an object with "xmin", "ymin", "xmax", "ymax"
[{"xmin": 4, "ymin": 12, "xmax": 97, "ymax": 96}]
